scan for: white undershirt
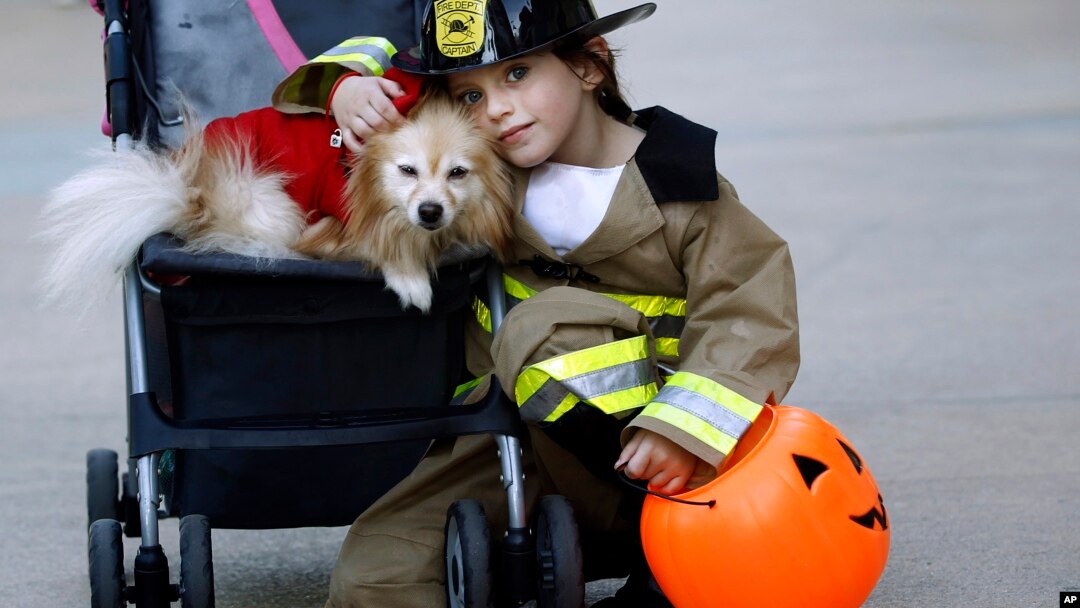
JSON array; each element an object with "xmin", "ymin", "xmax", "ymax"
[{"xmin": 522, "ymin": 161, "xmax": 625, "ymax": 256}]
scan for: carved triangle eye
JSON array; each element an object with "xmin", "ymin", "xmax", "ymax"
[
  {"xmin": 838, "ymin": 439, "xmax": 863, "ymax": 473},
  {"xmin": 793, "ymin": 454, "xmax": 828, "ymax": 490}
]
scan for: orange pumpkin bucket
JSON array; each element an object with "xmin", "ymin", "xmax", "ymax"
[{"xmin": 640, "ymin": 405, "xmax": 890, "ymax": 608}]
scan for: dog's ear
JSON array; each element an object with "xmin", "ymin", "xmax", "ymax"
[
  {"xmin": 474, "ymin": 162, "xmax": 517, "ymax": 262},
  {"xmin": 341, "ymin": 151, "xmax": 381, "ymax": 239}
]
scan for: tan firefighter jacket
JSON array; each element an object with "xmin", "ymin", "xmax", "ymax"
[{"xmin": 465, "ymin": 106, "xmax": 800, "ymax": 469}]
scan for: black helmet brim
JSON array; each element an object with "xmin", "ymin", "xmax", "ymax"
[{"xmin": 391, "ymin": 3, "xmax": 656, "ymax": 75}]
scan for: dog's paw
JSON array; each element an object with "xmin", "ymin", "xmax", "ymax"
[{"xmin": 382, "ymin": 270, "xmax": 433, "ymax": 312}]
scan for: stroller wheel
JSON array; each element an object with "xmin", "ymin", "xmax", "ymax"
[
  {"xmin": 535, "ymin": 496, "xmax": 584, "ymax": 608},
  {"xmin": 88, "ymin": 519, "xmax": 126, "ymax": 608},
  {"xmin": 87, "ymin": 449, "xmax": 120, "ymax": 528},
  {"xmin": 444, "ymin": 500, "xmax": 494, "ymax": 608},
  {"xmin": 179, "ymin": 515, "xmax": 216, "ymax": 608}
]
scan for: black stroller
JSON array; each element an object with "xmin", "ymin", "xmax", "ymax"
[{"xmin": 83, "ymin": 1, "xmax": 583, "ymax": 606}]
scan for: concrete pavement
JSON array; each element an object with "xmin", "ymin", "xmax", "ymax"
[{"xmin": 1, "ymin": 1, "xmax": 1077, "ymax": 606}]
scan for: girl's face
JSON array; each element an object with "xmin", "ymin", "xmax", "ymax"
[{"xmin": 446, "ymin": 51, "xmax": 598, "ymax": 168}]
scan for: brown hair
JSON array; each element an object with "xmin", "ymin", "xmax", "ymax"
[{"xmin": 554, "ymin": 38, "xmax": 633, "ymax": 121}]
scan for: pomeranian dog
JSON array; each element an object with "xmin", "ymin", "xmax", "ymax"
[{"xmin": 39, "ymin": 90, "xmax": 514, "ymax": 312}]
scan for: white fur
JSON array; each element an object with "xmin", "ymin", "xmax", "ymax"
[
  {"xmin": 38, "ymin": 139, "xmax": 305, "ymax": 311},
  {"xmin": 381, "ymin": 265, "xmax": 435, "ymax": 312},
  {"xmin": 177, "ymin": 142, "xmax": 306, "ymax": 259},
  {"xmin": 39, "ymin": 143, "xmax": 191, "ymax": 309}
]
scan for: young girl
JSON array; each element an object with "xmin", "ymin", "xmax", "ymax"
[{"xmin": 277, "ymin": 1, "xmax": 799, "ymax": 606}]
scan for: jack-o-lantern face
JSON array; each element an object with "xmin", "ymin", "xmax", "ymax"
[
  {"xmin": 793, "ymin": 439, "xmax": 888, "ymax": 532},
  {"xmin": 641, "ymin": 406, "xmax": 890, "ymax": 608}
]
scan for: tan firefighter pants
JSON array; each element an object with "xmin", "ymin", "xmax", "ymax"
[{"xmin": 326, "ymin": 288, "xmax": 653, "ymax": 608}]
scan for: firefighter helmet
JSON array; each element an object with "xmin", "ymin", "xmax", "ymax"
[{"xmin": 391, "ymin": 0, "xmax": 655, "ymax": 75}]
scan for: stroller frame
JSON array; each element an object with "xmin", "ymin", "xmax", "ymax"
[
  {"xmin": 86, "ymin": 1, "xmax": 584, "ymax": 606},
  {"xmin": 115, "ymin": 260, "xmax": 531, "ymax": 607}
]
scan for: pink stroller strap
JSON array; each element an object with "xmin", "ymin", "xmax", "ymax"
[{"xmin": 245, "ymin": 0, "xmax": 307, "ymax": 72}]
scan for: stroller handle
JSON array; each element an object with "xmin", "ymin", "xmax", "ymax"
[{"xmin": 102, "ymin": 0, "xmax": 134, "ymax": 142}]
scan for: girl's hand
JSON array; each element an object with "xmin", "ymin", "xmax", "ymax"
[
  {"xmin": 616, "ymin": 429, "xmax": 716, "ymax": 495},
  {"xmin": 330, "ymin": 76, "xmax": 407, "ymax": 154}
]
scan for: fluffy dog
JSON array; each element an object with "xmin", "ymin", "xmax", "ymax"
[{"xmin": 40, "ymin": 90, "xmax": 514, "ymax": 312}]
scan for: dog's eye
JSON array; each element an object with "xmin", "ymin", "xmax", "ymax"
[
  {"xmin": 398, "ymin": 165, "xmax": 417, "ymax": 177},
  {"xmin": 448, "ymin": 166, "xmax": 469, "ymax": 180}
]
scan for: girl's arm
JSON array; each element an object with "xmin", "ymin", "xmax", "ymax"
[
  {"xmin": 270, "ymin": 36, "xmax": 407, "ymax": 153},
  {"xmin": 623, "ymin": 178, "xmax": 800, "ymax": 483}
]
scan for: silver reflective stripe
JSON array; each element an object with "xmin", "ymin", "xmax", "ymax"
[
  {"xmin": 319, "ymin": 44, "xmax": 392, "ymax": 68},
  {"xmin": 518, "ymin": 358, "xmax": 654, "ymax": 421},
  {"xmin": 559, "ymin": 358, "xmax": 654, "ymax": 401},
  {"xmin": 651, "ymin": 384, "xmax": 754, "ymax": 440},
  {"xmin": 519, "ymin": 378, "xmax": 570, "ymax": 422}
]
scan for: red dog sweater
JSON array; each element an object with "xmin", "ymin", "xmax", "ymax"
[{"xmin": 202, "ymin": 68, "xmax": 424, "ymax": 224}]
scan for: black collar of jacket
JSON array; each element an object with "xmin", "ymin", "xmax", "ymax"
[{"xmin": 631, "ymin": 106, "xmax": 719, "ymax": 203}]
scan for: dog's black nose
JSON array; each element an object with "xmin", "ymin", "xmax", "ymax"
[{"xmin": 418, "ymin": 202, "xmax": 443, "ymax": 225}]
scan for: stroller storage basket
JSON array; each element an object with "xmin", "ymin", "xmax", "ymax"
[{"xmin": 135, "ymin": 235, "xmax": 502, "ymax": 529}]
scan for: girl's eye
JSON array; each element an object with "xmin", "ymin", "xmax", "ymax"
[
  {"xmin": 507, "ymin": 66, "xmax": 528, "ymax": 82},
  {"xmin": 460, "ymin": 90, "xmax": 483, "ymax": 105}
]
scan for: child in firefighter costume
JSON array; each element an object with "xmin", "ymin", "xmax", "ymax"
[{"xmin": 274, "ymin": 2, "xmax": 799, "ymax": 606}]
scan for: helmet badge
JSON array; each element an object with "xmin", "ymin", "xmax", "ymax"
[{"xmin": 435, "ymin": 0, "xmax": 487, "ymax": 58}]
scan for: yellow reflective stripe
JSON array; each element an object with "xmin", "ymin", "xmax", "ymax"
[
  {"xmin": 310, "ymin": 52, "xmax": 384, "ymax": 75},
  {"xmin": 478, "ymin": 273, "xmax": 684, "ymax": 361},
  {"xmin": 502, "ymin": 273, "xmax": 537, "ymax": 301},
  {"xmin": 516, "ymin": 366, "xmax": 554, "ymax": 408},
  {"xmin": 515, "ymin": 336, "xmax": 657, "ymax": 421},
  {"xmin": 655, "ymin": 337, "xmax": 679, "ymax": 357},
  {"xmin": 604, "ymin": 292, "xmax": 686, "ymax": 318},
  {"xmin": 588, "ymin": 382, "xmax": 659, "ymax": 416},
  {"xmin": 533, "ymin": 382, "xmax": 655, "ymax": 423},
  {"xmin": 453, "ymin": 377, "xmax": 484, "ymax": 398},
  {"xmin": 530, "ymin": 336, "xmax": 649, "ymax": 384},
  {"xmin": 517, "ymin": 372, "xmax": 572, "ymax": 422},
  {"xmin": 310, "ymin": 37, "xmax": 396, "ymax": 74},
  {"xmin": 663, "ymin": 372, "xmax": 763, "ymax": 423},
  {"xmin": 640, "ymin": 371, "xmax": 764, "ymax": 456},
  {"xmin": 543, "ymin": 392, "xmax": 580, "ymax": 423},
  {"xmin": 472, "ymin": 296, "xmax": 493, "ymax": 333},
  {"xmin": 336, "ymin": 36, "xmax": 397, "ymax": 55},
  {"xmin": 273, "ymin": 37, "xmax": 398, "ymax": 114},
  {"xmin": 476, "ymin": 295, "xmax": 680, "ymax": 356},
  {"xmin": 636, "ymin": 401, "xmax": 738, "ymax": 456},
  {"xmin": 501, "ymin": 273, "xmax": 686, "ymax": 320}
]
